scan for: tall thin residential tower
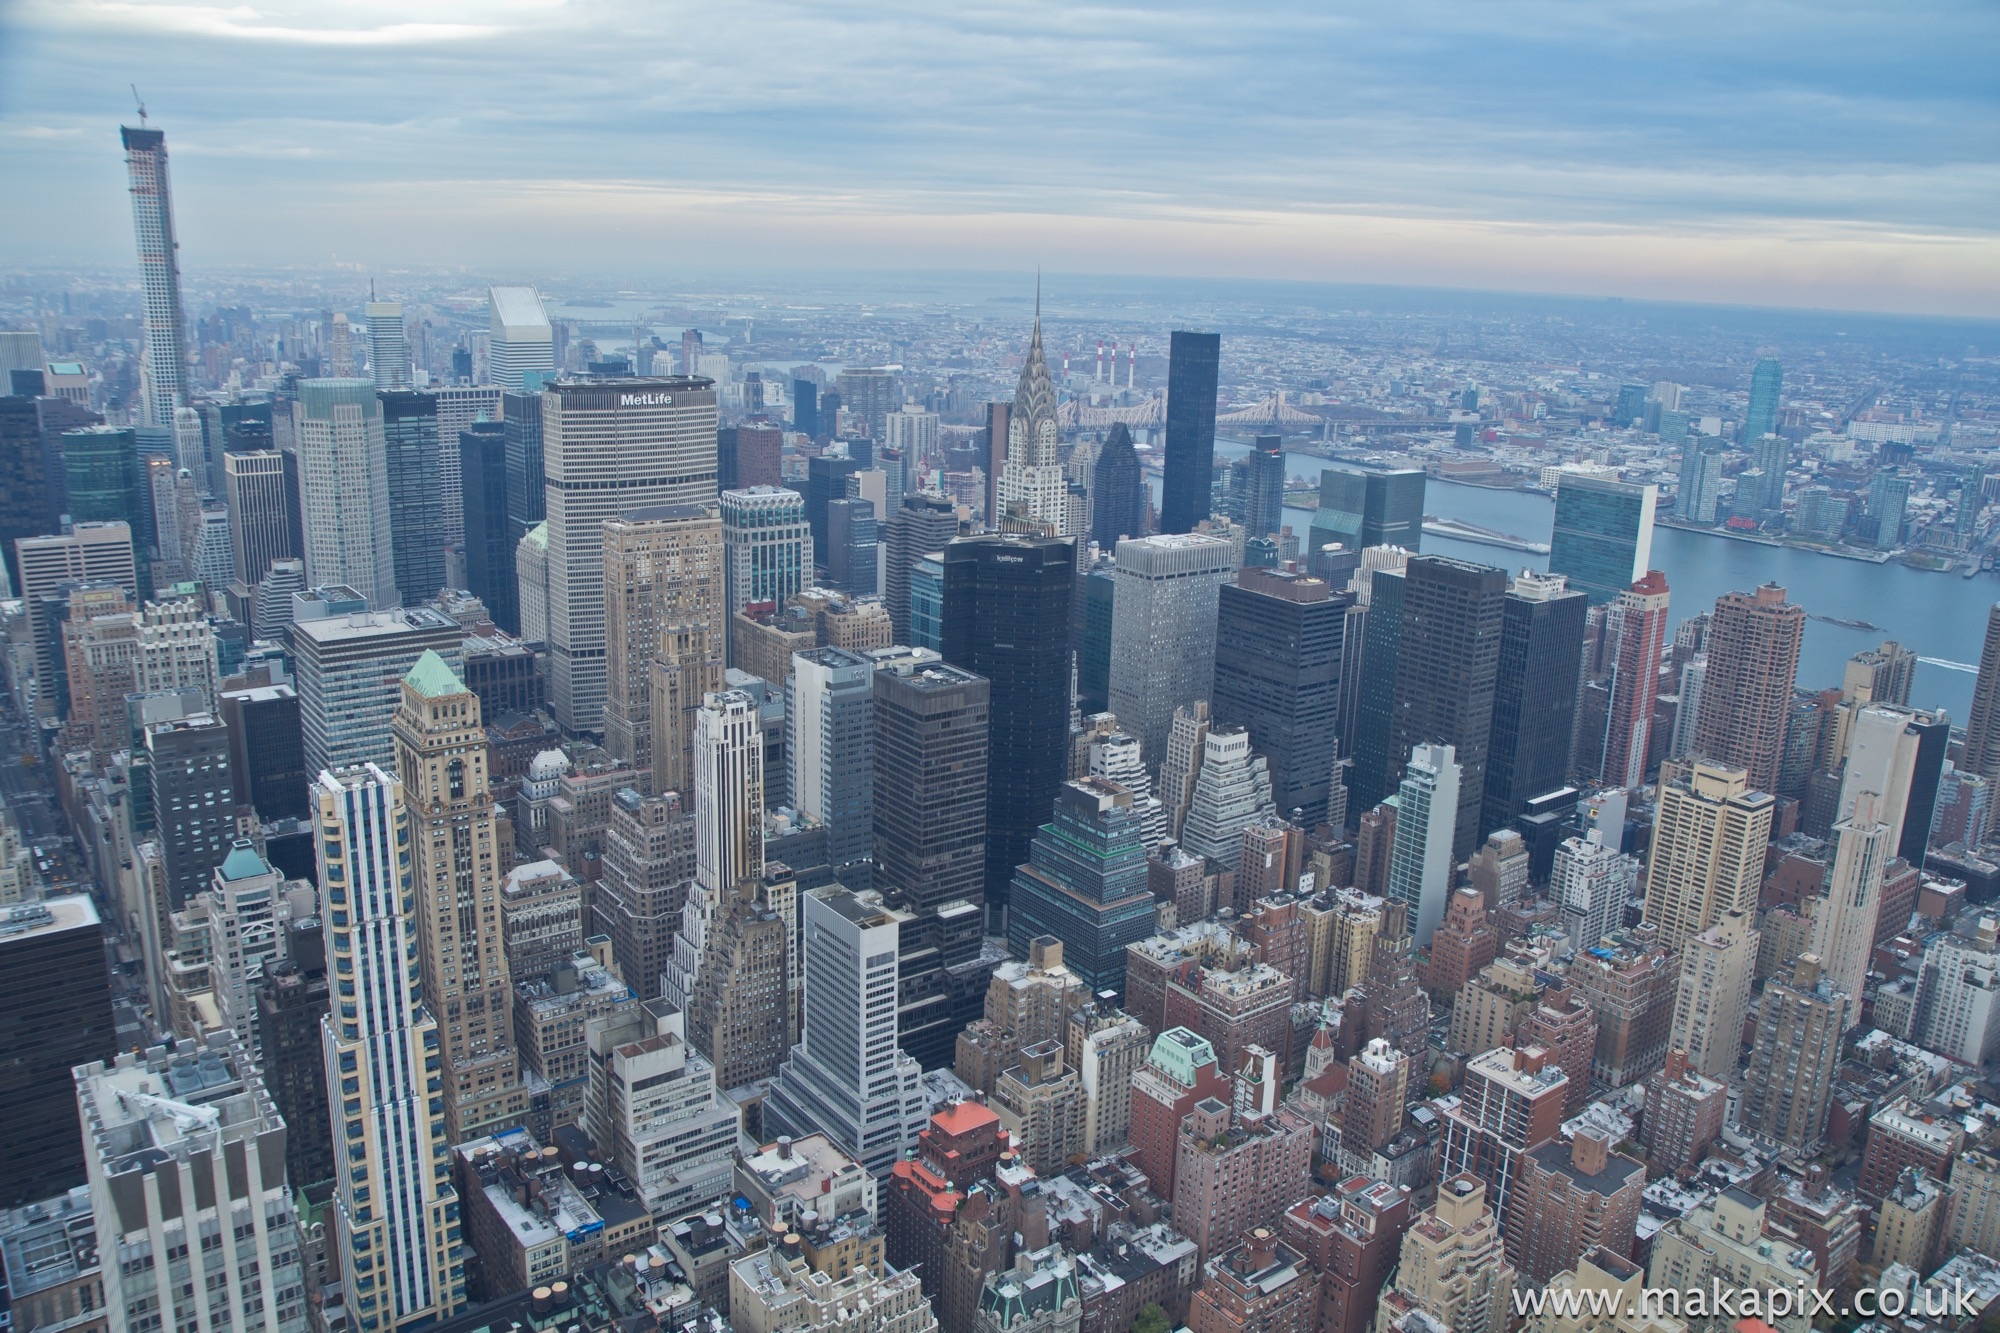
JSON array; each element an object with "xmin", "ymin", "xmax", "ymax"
[{"xmin": 122, "ymin": 124, "xmax": 190, "ymax": 427}]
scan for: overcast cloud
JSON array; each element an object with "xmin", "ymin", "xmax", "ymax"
[{"xmin": 1, "ymin": 0, "xmax": 1995, "ymax": 313}]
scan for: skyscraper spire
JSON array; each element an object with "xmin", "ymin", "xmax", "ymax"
[{"xmin": 996, "ymin": 285, "xmax": 1067, "ymax": 529}]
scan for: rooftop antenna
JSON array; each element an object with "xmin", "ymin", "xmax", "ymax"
[{"xmin": 130, "ymin": 85, "xmax": 147, "ymax": 125}]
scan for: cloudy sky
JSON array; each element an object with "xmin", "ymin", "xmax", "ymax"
[{"xmin": 1, "ymin": 0, "xmax": 1995, "ymax": 315}]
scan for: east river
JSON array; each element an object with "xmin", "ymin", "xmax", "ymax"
[{"xmin": 1149, "ymin": 438, "xmax": 1992, "ymax": 722}]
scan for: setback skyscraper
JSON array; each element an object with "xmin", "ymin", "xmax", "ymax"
[
  {"xmin": 1548, "ymin": 474, "xmax": 1657, "ymax": 606},
  {"xmin": 721, "ymin": 485, "xmax": 813, "ymax": 622},
  {"xmin": 1007, "ymin": 778, "xmax": 1158, "ymax": 994},
  {"xmin": 544, "ymin": 377, "xmax": 719, "ymax": 732},
  {"xmin": 942, "ymin": 534, "xmax": 1076, "ymax": 918},
  {"xmin": 997, "ymin": 304, "xmax": 1067, "ymax": 532},
  {"xmin": 121, "ymin": 125, "xmax": 190, "ymax": 427},
  {"xmin": 600, "ymin": 503, "xmax": 724, "ymax": 789},
  {"xmin": 488, "ymin": 285, "xmax": 556, "ymax": 392},
  {"xmin": 1387, "ymin": 742, "xmax": 1462, "ymax": 947},
  {"xmin": 1160, "ymin": 330, "xmax": 1221, "ymax": 534}
]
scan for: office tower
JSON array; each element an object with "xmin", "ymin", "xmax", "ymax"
[
  {"xmin": 1964, "ymin": 604, "xmax": 2000, "ymax": 835},
  {"xmin": 296, "ymin": 379, "xmax": 399, "ymax": 607},
  {"xmin": 1594, "ymin": 572, "xmax": 1670, "ymax": 789},
  {"xmin": 543, "ymin": 377, "xmax": 719, "ymax": 732},
  {"xmin": 392, "ymin": 653, "xmax": 523, "ymax": 1141},
  {"xmin": 1841, "ymin": 704, "xmax": 1948, "ymax": 869},
  {"xmin": 197, "ymin": 840, "xmax": 292, "ymax": 1057},
  {"xmin": 455, "ymin": 420, "xmax": 514, "ymax": 631},
  {"xmin": 147, "ymin": 711, "xmax": 238, "ymax": 908},
  {"xmin": 1505, "ymin": 1133, "xmax": 1644, "ymax": 1287},
  {"xmin": 1738, "ymin": 955, "xmax": 1844, "ymax": 1151},
  {"xmin": 1666, "ymin": 909, "xmax": 1756, "ymax": 1081},
  {"xmin": 1178, "ymin": 727, "xmax": 1278, "ymax": 872},
  {"xmin": 1814, "ymin": 792, "xmax": 1891, "ymax": 1028},
  {"xmin": 1693, "ymin": 584, "xmax": 1804, "ymax": 792},
  {"xmin": 501, "ymin": 387, "xmax": 544, "ymax": 547},
  {"xmin": 1007, "ymin": 778, "xmax": 1157, "ymax": 994},
  {"xmin": 424, "ymin": 384, "xmax": 499, "ymax": 550},
  {"xmin": 836, "ymin": 365, "xmax": 900, "ymax": 442},
  {"xmin": 375, "ymin": 389, "xmax": 446, "ymax": 605},
  {"xmin": 790, "ymin": 647, "xmax": 877, "ymax": 879},
  {"xmin": 884, "ymin": 493, "xmax": 960, "ymax": 645},
  {"xmin": 58, "ymin": 584, "xmax": 137, "ymax": 754},
  {"xmin": 222, "ymin": 449, "xmax": 293, "ymax": 584},
  {"xmin": 1378, "ymin": 1176, "xmax": 1516, "ymax": 1333},
  {"xmin": 997, "ymin": 307, "xmax": 1067, "ymax": 531},
  {"xmin": 1158, "ymin": 701, "xmax": 1214, "ymax": 841},
  {"xmin": 1160, "ymin": 331, "xmax": 1222, "ymax": 533},
  {"xmin": 661, "ymin": 689, "xmax": 767, "ymax": 1016},
  {"xmin": 1481, "ymin": 572, "xmax": 1586, "ymax": 831},
  {"xmin": 1108, "ymin": 532, "xmax": 1233, "ymax": 768},
  {"xmin": 1743, "ymin": 356, "xmax": 1782, "ymax": 447},
  {"xmin": 488, "ymin": 286, "xmax": 556, "ymax": 391},
  {"xmin": 1086, "ymin": 723, "xmax": 1169, "ymax": 850},
  {"xmin": 825, "ymin": 496, "xmax": 878, "ymax": 593},
  {"xmin": 0, "ymin": 898, "xmax": 115, "ymax": 1205},
  {"xmin": 1643, "ymin": 759, "xmax": 1774, "ymax": 951},
  {"xmin": 257, "ymin": 925, "xmax": 333, "ymax": 1190},
  {"xmin": 1089, "ymin": 422, "xmax": 1147, "ymax": 548},
  {"xmin": 766, "ymin": 887, "xmax": 930, "ymax": 1174},
  {"xmin": 15, "ymin": 523, "xmax": 136, "ymax": 713},
  {"xmin": 598, "ymin": 503, "xmax": 724, "ymax": 785},
  {"xmin": 873, "ymin": 654, "xmax": 989, "ymax": 914},
  {"xmin": 1754, "ymin": 432, "xmax": 1790, "ymax": 511},
  {"xmin": 1552, "ymin": 829, "xmax": 1636, "ymax": 951},
  {"xmin": 1384, "ymin": 743, "xmax": 1461, "ymax": 947},
  {"xmin": 1388, "ymin": 557, "xmax": 1505, "ymax": 857},
  {"xmin": 122, "ymin": 126, "xmax": 190, "ymax": 426},
  {"xmin": 685, "ymin": 857, "xmax": 796, "ymax": 1090},
  {"xmin": 365, "ymin": 299, "xmax": 409, "ymax": 389},
  {"xmin": 1309, "ymin": 465, "xmax": 1425, "ymax": 553},
  {"xmin": 0, "ymin": 394, "xmax": 74, "ymax": 595},
  {"xmin": 315, "ymin": 765, "xmax": 465, "ymax": 1329},
  {"xmin": 0, "ymin": 330, "xmax": 42, "ymax": 386},
  {"xmin": 61, "ymin": 424, "xmax": 150, "ymax": 582},
  {"xmin": 807, "ymin": 452, "xmax": 860, "ymax": 566},
  {"xmin": 1241, "ymin": 434, "xmax": 1286, "ymax": 540},
  {"xmin": 721, "ymin": 486, "xmax": 813, "ymax": 632},
  {"xmin": 76, "ymin": 1035, "xmax": 306, "ymax": 1333},
  {"xmin": 1548, "ymin": 475, "xmax": 1656, "ymax": 606},
  {"xmin": 1674, "ymin": 437, "xmax": 1724, "ymax": 523},
  {"xmin": 291, "ymin": 605, "xmax": 463, "ymax": 778},
  {"xmin": 1210, "ymin": 567, "xmax": 1347, "ymax": 819},
  {"xmin": 941, "ymin": 534, "xmax": 1075, "ymax": 916}
]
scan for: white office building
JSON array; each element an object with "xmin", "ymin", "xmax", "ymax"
[
  {"xmin": 764, "ymin": 886, "xmax": 930, "ymax": 1175},
  {"xmin": 1108, "ymin": 532, "xmax": 1235, "ymax": 769},
  {"xmin": 290, "ymin": 607, "xmax": 463, "ymax": 778},
  {"xmin": 428, "ymin": 384, "xmax": 503, "ymax": 548},
  {"xmin": 1912, "ymin": 918, "xmax": 2000, "ymax": 1066},
  {"xmin": 1176, "ymin": 726, "xmax": 1277, "ymax": 873},
  {"xmin": 76, "ymin": 1033, "xmax": 308, "ymax": 1333},
  {"xmin": 1552, "ymin": 828, "xmax": 1638, "ymax": 950},
  {"xmin": 583, "ymin": 998, "xmax": 739, "ymax": 1217},
  {"xmin": 1385, "ymin": 742, "xmax": 1461, "ymax": 947},
  {"xmin": 365, "ymin": 300, "xmax": 410, "ymax": 390},
  {"xmin": 488, "ymin": 286, "xmax": 556, "ymax": 392},
  {"xmin": 662, "ymin": 689, "xmax": 766, "ymax": 1012}
]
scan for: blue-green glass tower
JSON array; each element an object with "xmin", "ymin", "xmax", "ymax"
[
  {"xmin": 1547, "ymin": 473, "xmax": 1656, "ymax": 605},
  {"xmin": 1006, "ymin": 777, "xmax": 1157, "ymax": 995},
  {"xmin": 62, "ymin": 424, "xmax": 151, "ymax": 597},
  {"xmin": 1743, "ymin": 357, "xmax": 1782, "ymax": 446}
]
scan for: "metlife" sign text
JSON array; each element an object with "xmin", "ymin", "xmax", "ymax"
[{"xmin": 620, "ymin": 392, "xmax": 674, "ymax": 406}]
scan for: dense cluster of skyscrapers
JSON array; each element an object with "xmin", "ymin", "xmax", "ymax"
[{"xmin": 7, "ymin": 116, "xmax": 2000, "ymax": 1333}]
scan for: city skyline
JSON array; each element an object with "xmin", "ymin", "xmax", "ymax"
[{"xmin": 0, "ymin": 2, "xmax": 1993, "ymax": 316}]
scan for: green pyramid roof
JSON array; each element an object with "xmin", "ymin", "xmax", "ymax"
[
  {"xmin": 219, "ymin": 842, "xmax": 270, "ymax": 882},
  {"xmin": 404, "ymin": 649, "xmax": 466, "ymax": 699}
]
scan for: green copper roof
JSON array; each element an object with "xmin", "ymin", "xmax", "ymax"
[
  {"xmin": 218, "ymin": 842, "xmax": 270, "ymax": 882},
  {"xmin": 1147, "ymin": 1027, "xmax": 1216, "ymax": 1085},
  {"xmin": 404, "ymin": 649, "xmax": 466, "ymax": 699}
]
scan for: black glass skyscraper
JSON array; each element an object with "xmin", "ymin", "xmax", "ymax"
[
  {"xmin": 1347, "ymin": 566, "xmax": 1405, "ymax": 814},
  {"xmin": 941, "ymin": 534, "xmax": 1075, "ymax": 923},
  {"xmin": 1481, "ymin": 574, "xmax": 1587, "ymax": 834},
  {"xmin": 0, "ymin": 395, "xmax": 60, "ymax": 595},
  {"xmin": 1309, "ymin": 465, "xmax": 1426, "ymax": 553},
  {"xmin": 1090, "ymin": 422, "xmax": 1147, "ymax": 549},
  {"xmin": 378, "ymin": 390, "xmax": 445, "ymax": 606},
  {"xmin": 1243, "ymin": 434, "xmax": 1286, "ymax": 541},
  {"xmin": 1211, "ymin": 567, "xmax": 1350, "ymax": 820},
  {"xmin": 1387, "ymin": 556, "xmax": 1508, "ymax": 860},
  {"xmin": 0, "ymin": 896, "xmax": 116, "ymax": 1205},
  {"xmin": 459, "ymin": 421, "xmax": 518, "ymax": 633},
  {"xmin": 502, "ymin": 388, "xmax": 545, "ymax": 549},
  {"xmin": 807, "ymin": 452, "xmax": 861, "ymax": 574},
  {"xmin": 793, "ymin": 380, "xmax": 819, "ymax": 438},
  {"xmin": 62, "ymin": 424, "xmax": 151, "ymax": 596},
  {"xmin": 885, "ymin": 493, "xmax": 961, "ymax": 645},
  {"xmin": 1159, "ymin": 331, "xmax": 1220, "ymax": 535}
]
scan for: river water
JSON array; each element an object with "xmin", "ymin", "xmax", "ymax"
[{"xmin": 1152, "ymin": 438, "xmax": 1990, "ymax": 721}]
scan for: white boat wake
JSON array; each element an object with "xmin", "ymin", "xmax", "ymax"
[{"xmin": 1920, "ymin": 657, "xmax": 1977, "ymax": 673}]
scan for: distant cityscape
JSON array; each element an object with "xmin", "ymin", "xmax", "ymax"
[{"xmin": 5, "ymin": 115, "xmax": 2000, "ymax": 1333}]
